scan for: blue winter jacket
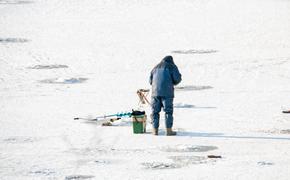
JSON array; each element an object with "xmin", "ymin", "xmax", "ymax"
[{"xmin": 149, "ymin": 56, "xmax": 182, "ymax": 97}]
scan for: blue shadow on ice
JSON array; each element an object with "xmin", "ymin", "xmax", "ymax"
[
  {"xmin": 179, "ymin": 132, "xmax": 290, "ymax": 141},
  {"xmin": 174, "ymin": 103, "xmax": 216, "ymax": 109}
]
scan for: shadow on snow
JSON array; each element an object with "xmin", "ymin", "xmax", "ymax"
[
  {"xmin": 174, "ymin": 103, "xmax": 216, "ymax": 109},
  {"xmin": 178, "ymin": 131, "xmax": 290, "ymax": 141}
]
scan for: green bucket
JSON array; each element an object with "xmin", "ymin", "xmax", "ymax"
[{"xmin": 132, "ymin": 115, "xmax": 146, "ymax": 134}]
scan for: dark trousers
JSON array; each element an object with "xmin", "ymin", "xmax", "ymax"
[{"xmin": 151, "ymin": 96, "xmax": 174, "ymax": 129}]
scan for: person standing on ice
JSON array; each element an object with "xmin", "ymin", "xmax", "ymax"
[{"xmin": 149, "ymin": 55, "xmax": 182, "ymax": 136}]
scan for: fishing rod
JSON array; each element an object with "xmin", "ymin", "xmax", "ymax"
[{"xmin": 73, "ymin": 112, "xmax": 132, "ymax": 121}]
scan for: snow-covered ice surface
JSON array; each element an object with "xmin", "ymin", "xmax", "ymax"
[{"xmin": 1, "ymin": 0, "xmax": 290, "ymax": 179}]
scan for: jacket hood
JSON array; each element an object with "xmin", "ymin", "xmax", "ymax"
[{"xmin": 161, "ymin": 56, "xmax": 174, "ymax": 64}]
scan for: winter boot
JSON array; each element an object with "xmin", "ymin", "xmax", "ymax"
[
  {"xmin": 166, "ymin": 128, "xmax": 177, "ymax": 136},
  {"xmin": 152, "ymin": 128, "xmax": 158, "ymax": 135}
]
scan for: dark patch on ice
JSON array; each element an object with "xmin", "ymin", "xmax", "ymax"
[
  {"xmin": 172, "ymin": 49, "xmax": 218, "ymax": 54},
  {"xmin": 28, "ymin": 64, "xmax": 68, "ymax": 69},
  {"xmin": 0, "ymin": 0, "xmax": 34, "ymax": 4},
  {"xmin": 65, "ymin": 175, "xmax": 95, "ymax": 180},
  {"xmin": 207, "ymin": 155, "xmax": 222, "ymax": 159},
  {"xmin": 259, "ymin": 129, "xmax": 290, "ymax": 135},
  {"xmin": 141, "ymin": 162, "xmax": 181, "ymax": 170},
  {"xmin": 39, "ymin": 77, "xmax": 88, "ymax": 84},
  {"xmin": 174, "ymin": 103, "xmax": 195, "ymax": 108},
  {"xmin": 0, "ymin": 38, "xmax": 29, "ymax": 43},
  {"xmin": 141, "ymin": 156, "xmax": 212, "ymax": 170},
  {"xmin": 3, "ymin": 137, "xmax": 19, "ymax": 143},
  {"xmin": 175, "ymin": 85, "xmax": 213, "ymax": 91},
  {"xmin": 174, "ymin": 104, "xmax": 216, "ymax": 110},
  {"xmin": 94, "ymin": 160, "xmax": 110, "ymax": 164},
  {"xmin": 169, "ymin": 155, "xmax": 207, "ymax": 165},
  {"xmin": 257, "ymin": 161, "xmax": 274, "ymax": 166},
  {"xmin": 280, "ymin": 129, "xmax": 290, "ymax": 134},
  {"xmin": 160, "ymin": 145, "xmax": 218, "ymax": 153},
  {"xmin": 29, "ymin": 169, "xmax": 56, "ymax": 176}
]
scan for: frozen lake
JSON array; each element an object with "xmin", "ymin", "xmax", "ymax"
[{"xmin": 1, "ymin": 0, "xmax": 290, "ymax": 179}]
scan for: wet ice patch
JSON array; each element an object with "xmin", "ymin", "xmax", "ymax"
[
  {"xmin": 160, "ymin": 144, "xmax": 218, "ymax": 153},
  {"xmin": 28, "ymin": 64, "xmax": 68, "ymax": 69},
  {"xmin": 172, "ymin": 49, "xmax": 218, "ymax": 54},
  {"xmin": 0, "ymin": 38, "xmax": 29, "ymax": 43},
  {"xmin": 141, "ymin": 156, "xmax": 212, "ymax": 170},
  {"xmin": 175, "ymin": 85, "xmax": 213, "ymax": 91},
  {"xmin": 0, "ymin": 0, "xmax": 33, "ymax": 4},
  {"xmin": 39, "ymin": 77, "xmax": 88, "ymax": 84},
  {"xmin": 65, "ymin": 175, "xmax": 95, "ymax": 180},
  {"xmin": 169, "ymin": 155, "xmax": 207, "ymax": 165},
  {"xmin": 141, "ymin": 162, "xmax": 181, "ymax": 170}
]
